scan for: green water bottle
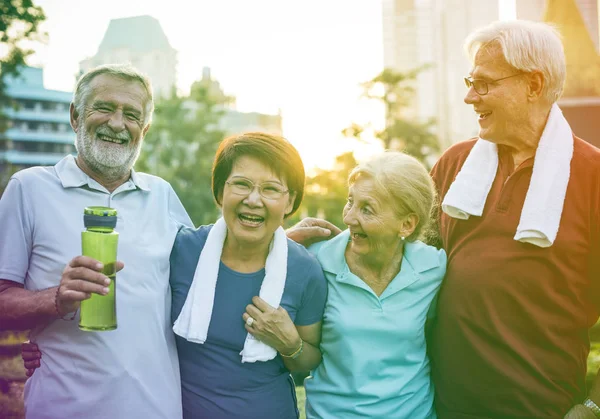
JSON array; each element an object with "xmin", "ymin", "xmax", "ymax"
[{"xmin": 79, "ymin": 206, "xmax": 119, "ymax": 331}]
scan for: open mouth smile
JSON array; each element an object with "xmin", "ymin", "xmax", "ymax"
[
  {"xmin": 238, "ymin": 213, "xmax": 265, "ymax": 227},
  {"xmin": 98, "ymin": 134, "xmax": 127, "ymax": 145}
]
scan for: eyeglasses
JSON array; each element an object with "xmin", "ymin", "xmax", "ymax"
[
  {"xmin": 464, "ymin": 73, "xmax": 523, "ymax": 95},
  {"xmin": 225, "ymin": 178, "xmax": 289, "ymax": 200}
]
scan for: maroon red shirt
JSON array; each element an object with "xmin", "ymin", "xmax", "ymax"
[{"xmin": 430, "ymin": 136, "xmax": 600, "ymax": 419}]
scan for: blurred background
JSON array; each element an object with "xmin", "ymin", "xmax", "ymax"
[{"xmin": 1, "ymin": 0, "xmax": 599, "ymax": 417}]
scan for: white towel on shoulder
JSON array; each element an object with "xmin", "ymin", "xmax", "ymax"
[
  {"xmin": 173, "ymin": 217, "xmax": 289, "ymax": 363},
  {"xmin": 441, "ymin": 103, "xmax": 574, "ymax": 248}
]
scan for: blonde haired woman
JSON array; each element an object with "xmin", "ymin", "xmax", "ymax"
[{"xmin": 302, "ymin": 151, "xmax": 446, "ymax": 418}]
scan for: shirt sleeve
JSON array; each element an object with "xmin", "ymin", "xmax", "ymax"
[
  {"xmin": 0, "ymin": 177, "xmax": 33, "ymax": 284},
  {"xmin": 294, "ymin": 259, "xmax": 328, "ymax": 326},
  {"xmin": 167, "ymin": 184, "xmax": 194, "ymax": 229}
]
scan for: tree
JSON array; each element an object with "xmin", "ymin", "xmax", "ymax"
[
  {"xmin": 0, "ymin": 0, "xmax": 46, "ymax": 196},
  {"xmin": 135, "ymin": 82, "xmax": 228, "ymax": 226},
  {"xmin": 0, "ymin": 0, "xmax": 46, "ymax": 133},
  {"xmin": 343, "ymin": 67, "xmax": 440, "ymax": 168},
  {"xmin": 287, "ymin": 152, "xmax": 357, "ymax": 230}
]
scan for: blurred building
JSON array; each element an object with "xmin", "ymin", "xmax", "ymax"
[
  {"xmin": 382, "ymin": 0, "xmax": 500, "ymax": 149},
  {"xmin": 517, "ymin": 0, "xmax": 599, "ymax": 51},
  {"xmin": 186, "ymin": 67, "xmax": 283, "ymax": 136},
  {"xmin": 0, "ymin": 66, "xmax": 75, "ymax": 177},
  {"xmin": 79, "ymin": 15, "xmax": 177, "ymax": 97},
  {"xmin": 526, "ymin": 0, "xmax": 600, "ymax": 148}
]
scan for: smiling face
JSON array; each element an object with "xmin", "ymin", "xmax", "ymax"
[
  {"xmin": 72, "ymin": 74, "xmax": 149, "ymax": 183},
  {"xmin": 464, "ymin": 43, "xmax": 531, "ymax": 146},
  {"xmin": 343, "ymin": 177, "xmax": 405, "ymax": 258},
  {"xmin": 221, "ymin": 155, "xmax": 295, "ymax": 251}
]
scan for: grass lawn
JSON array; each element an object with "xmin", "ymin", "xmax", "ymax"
[
  {"xmin": 2, "ymin": 342, "xmax": 600, "ymax": 418},
  {"xmin": 296, "ymin": 385, "xmax": 306, "ymax": 419},
  {"xmin": 294, "ymin": 343, "xmax": 600, "ymax": 418}
]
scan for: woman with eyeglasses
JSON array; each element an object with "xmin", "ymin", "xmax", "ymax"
[{"xmin": 169, "ymin": 132, "xmax": 326, "ymax": 419}]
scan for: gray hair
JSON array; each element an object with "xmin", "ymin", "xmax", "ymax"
[
  {"xmin": 464, "ymin": 20, "xmax": 566, "ymax": 103},
  {"xmin": 73, "ymin": 64, "xmax": 154, "ymax": 126},
  {"xmin": 348, "ymin": 151, "xmax": 437, "ymax": 242}
]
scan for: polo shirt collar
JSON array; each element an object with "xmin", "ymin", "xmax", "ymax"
[
  {"xmin": 55, "ymin": 155, "xmax": 150, "ymax": 192},
  {"xmin": 315, "ymin": 229, "xmax": 443, "ymax": 298}
]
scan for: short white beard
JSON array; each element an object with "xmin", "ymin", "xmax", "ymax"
[{"xmin": 75, "ymin": 119, "xmax": 143, "ymax": 183}]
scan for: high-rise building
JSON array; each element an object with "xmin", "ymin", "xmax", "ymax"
[
  {"xmin": 0, "ymin": 67, "xmax": 76, "ymax": 180},
  {"xmin": 381, "ymin": 0, "xmax": 500, "ymax": 149},
  {"xmin": 517, "ymin": 0, "xmax": 599, "ymax": 51},
  {"xmin": 79, "ymin": 15, "xmax": 177, "ymax": 97}
]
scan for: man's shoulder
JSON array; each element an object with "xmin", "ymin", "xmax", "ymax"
[
  {"xmin": 6, "ymin": 166, "xmax": 59, "ymax": 199},
  {"xmin": 438, "ymin": 138, "xmax": 478, "ymax": 163},
  {"xmin": 11, "ymin": 165, "xmax": 56, "ymax": 184},
  {"xmin": 573, "ymin": 136, "xmax": 600, "ymax": 165},
  {"xmin": 133, "ymin": 171, "xmax": 173, "ymax": 190},
  {"xmin": 431, "ymin": 138, "xmax": 478, "ymax": 190}
]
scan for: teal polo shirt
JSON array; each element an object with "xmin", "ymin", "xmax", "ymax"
[{"xmin": 304, "ymin": 230, "xmax": 446, "ymax": 419}]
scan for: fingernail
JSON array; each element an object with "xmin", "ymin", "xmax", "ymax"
[
  {"xmin": 96, "ymin": 263, "xmax": 104, "ymax": 270},
  {"xmin": 102, "ymin": 287, "xmax": 109, "ymax": 294},
  {"xmin": 104, "ymin": 277, "xmax": 111, "ymax": 286}
]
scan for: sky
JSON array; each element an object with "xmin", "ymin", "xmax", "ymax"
[{"xmin": 27, "ymin": 0, "xmax": 516, "ymax": 170}]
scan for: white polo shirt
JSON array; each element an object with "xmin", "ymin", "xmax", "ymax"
[{"xmin": 0, "ymin": 155, "xmax": 193, "ymax": 419}]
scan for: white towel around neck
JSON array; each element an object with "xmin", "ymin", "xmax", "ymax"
[
  {"xmin": 441, "ymin": 103, "xmax": 574, "ymax": 248},
  {"xmin": 172, "ymin": 217, "xmax": 289, "ymax": 363}
]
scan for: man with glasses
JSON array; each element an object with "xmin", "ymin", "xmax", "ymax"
[{"xmin": 429, "ymin": 20, "xmax": 600, "ymax": 419}]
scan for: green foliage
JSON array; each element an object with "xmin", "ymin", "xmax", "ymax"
[
  {"xmin": 0, "ymin": 0, "xmax": 46, "ymax": 133},
  {"xmin": 296, "ymin": 385, "xmax": 306, "ymax": 419},
  {"xmin": 0, "ymin": 162, "xmax": 19, "ymax": 196},
  {"xmin": 287, "ymin": 152, "xmax": 357, "ymax": 231},
  {"xmin": 344, "ymin": 67, "xmax": 440, "ymax": 168},
  {"xmin": 136, "ymin": 83, "xmax": 227, "ymax": 227}
]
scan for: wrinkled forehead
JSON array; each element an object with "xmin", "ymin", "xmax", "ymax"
[{"xmin": 88, "ymin": 74, "xmax": 149, "ymax": 110}]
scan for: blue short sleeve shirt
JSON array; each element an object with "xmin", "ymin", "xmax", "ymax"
[
  {"xmin": 304, "ymin": 230, "xmax": 446, "ymax": 419},
  {"xmin": 170, "ymin": 225, "xmax": 327, "ymax": 419}
]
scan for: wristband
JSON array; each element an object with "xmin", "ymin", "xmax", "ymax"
[
  {"xmin": 280, "ymin": 340, "xmax": 303, "ymax": 359},
  {"xmin": 584, "ymin": 399, "xmax": 600, "ymax": 418},
  {"xmin": 55, "ymin": 286, "xmax": 77, "ymax": 321}
]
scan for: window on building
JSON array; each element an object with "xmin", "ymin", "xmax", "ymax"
[{"xmin": 0, "ymin": 140, "xmax": 13, "ymax": 151}]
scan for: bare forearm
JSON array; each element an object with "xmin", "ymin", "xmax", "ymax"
[
  {"xmin": 282, "ymin": 340, "xmax": 322, "ymax": 372},
  {"xmin": 0, "ymin": 286, "xmax": 58, "ymax": 330}
]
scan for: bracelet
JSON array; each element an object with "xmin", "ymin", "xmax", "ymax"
[
  {"xmin": 280, "ymin": 340, "xmax": 303, "ymax": 359},
  {"xmin": 584, "ymin": 399, "xmax": 600, "ymax": 418},
  {"xmin": 55, "ymin": 286, "xmax": 77, "ymax": 321}
]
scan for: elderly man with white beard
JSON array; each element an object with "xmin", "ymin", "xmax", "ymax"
[{"xmin": 0, "ymin": 64, "xmax": 193, "ymax": 419}]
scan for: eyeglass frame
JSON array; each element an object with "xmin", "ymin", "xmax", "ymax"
[
  {"xmin": 464, "ymin": 73, "xmax": 524, "ymax": 95},
  {"xmin": 225, "ymin": 178, "xmax": 290, "ymax": 200}
]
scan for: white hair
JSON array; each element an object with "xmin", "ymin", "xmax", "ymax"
[
  {"xmin": 464, "ymin": 20, "xmax": 566, "ymax": 103},
  {"xmin": 348, "ymin": 151, "xmax": 437, "ymax": 242},
  {"xmin": 73, "ymin": 64, "xmax": 154, "ymax": 126}
]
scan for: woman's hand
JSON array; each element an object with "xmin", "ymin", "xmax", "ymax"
[
  {"xmin": 243, "ymin": 296, "xmax": 301, "ymax": 355},
  {"xmin": 285, "ymin": 218, "xmax": 342, "ymax": 247}
]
